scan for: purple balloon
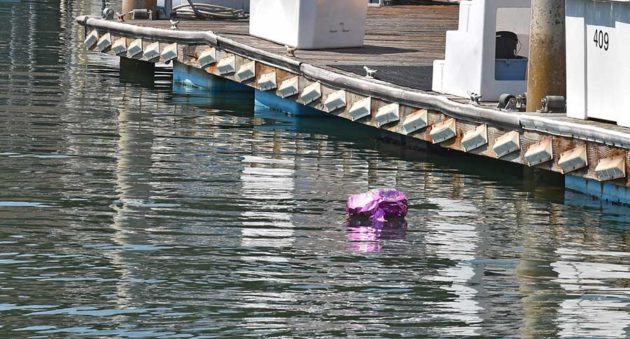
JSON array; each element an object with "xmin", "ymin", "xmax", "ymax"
[{"xmin": 346, "ymin": 189, "xmax": 408, "ymax": 220}]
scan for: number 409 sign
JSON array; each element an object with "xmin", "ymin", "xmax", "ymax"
[{"xmin": 593, "ymin": 29, "xmax": 610, "ymax": 51}]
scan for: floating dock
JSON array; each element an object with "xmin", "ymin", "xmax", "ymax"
[{"xmin": 77, "ymin": 4, "xmax": 630, "ymax": 204}]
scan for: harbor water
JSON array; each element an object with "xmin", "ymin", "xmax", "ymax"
[{"xmin": 1, "ymin": 1, "xmax": 629, "ymax": 337}]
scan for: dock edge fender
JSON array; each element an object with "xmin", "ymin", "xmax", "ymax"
[
  {"xmin": 75, "ymin": 16, "xmax": 218, "ymax": 46},
  {"xmin": 300, "ymin": 64, "xmax": 521, "ymax": 129},
  {"xmin": 519, "ymin": 115, "xmax": 630, "ymax": 149},
  {"xmin": 215, "ymin": 36, "xmax": 301, "ymax": 74}
]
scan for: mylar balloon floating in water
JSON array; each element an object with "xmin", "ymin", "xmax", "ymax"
[{"xmin": 346, "ymin": 188, "xmax": 408, "ymax": 221}]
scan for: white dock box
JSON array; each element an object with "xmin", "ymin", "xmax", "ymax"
[
  {"xmin": 566, "ymin": 0, "xmax": 630, "ymax": 127},
  {"xmin": 249, "ymin": 0, "xmax": 368, "ymax": 49},
  {"xmin": 432, "ymin": 0, "xmax": 531, "ymax": 101}
]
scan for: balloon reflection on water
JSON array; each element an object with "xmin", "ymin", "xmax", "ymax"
[{"xmin": 345, "ymin": 217, "xmax": 408, "ymax": 253}]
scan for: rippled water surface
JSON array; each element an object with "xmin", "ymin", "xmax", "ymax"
[{"xmin": 1, "ymin": 1, "xmax": 630, "ymax": 337}]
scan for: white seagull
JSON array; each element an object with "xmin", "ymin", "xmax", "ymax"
[{"xmin": 363, "ymin": 66, "xmax": 377, "ymax": 79}]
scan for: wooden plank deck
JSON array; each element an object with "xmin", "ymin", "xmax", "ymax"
[{"xmin": 131, "ymin": 5, "xmax": 459, "ymax": 90}]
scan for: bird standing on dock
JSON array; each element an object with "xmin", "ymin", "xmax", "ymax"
[
  {"xmin": 116, "ymin": 12, "xmax": 125, "ymax": 22},
  {"xmin": 170, "ymin": 19, "xmax": 180, "ymax": 30},
  {"xmin": 285, "ymin": 45, "xmax": 297, "ymax": 57},
  {"xmin": 363, "ymin": 66, "xmax": 378, "ymax": 79}
]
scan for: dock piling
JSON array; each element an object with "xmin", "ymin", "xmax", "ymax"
[{"xmin": 526, "ymin": 0, "xmax": 566, "ymax": 112}]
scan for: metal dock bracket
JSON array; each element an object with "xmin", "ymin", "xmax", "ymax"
[
  {"xmin": 84, "ymin": 30, "xmax": 99, "ymax": 50},
  {"xmin": 400, "ymin": 109, "xmax": 428, "ymax": 135},
  {"xmin": 595, "ymin": 156, "xmax": 626, "ymax": 181},
  {"xmin": 524, "ymin": 138, "xmax": 553, "ymax": 167},
  {"xmin": 461, "ymin": 125, "xmax": 488, "ymax": 152},
  {"xmin": 323, "ymin": 90, "xmax": 347, "ymax": 113},
  {"xmin": 236, "ymin": 61, "xmax": 256, "ymax": 82},
  {"xmin": 558, "ymin": 146, "xmax": 588, "ymax": 174},
  {"xmin": 430, "ymin": 118, "xmax": 457, "ymax": 144},
  {"xmin": 198, "ymin": 48, "xmax": 217, "ymax": 68},
  {"xmin": 112, "ymin": 38, "xmax": 127, "ymax": 56},
  {"xmin": 348, "ymin": 97, "xmax": 371, "ymax": 121},
  {"xmin": 143, "ymin": 41, "xmax": 160, "ymax": 62},
  {"xmin": 96, "ymin": 33, "xmax": 112, "ymax": 52},
  {"xmin": 493, "ymin": 131, "xmax": 521, "ymax": 158},
  {"xmin": 300, "ymin": 82, "xmax": 322, "ymax": 105},
  {"xmin": 278, "ymin": 77, "xmax": 299, "ymax": 98},
  {"xmin": 374, "ymin": 103, "xmax": 400, "ymax": 127},
  {"xmin": 127, "ymin": 39, "xmax": 143, "ymax": 59},
  {"xmin": 217, "ymin": 55, "xmax": 236, "ymax": 75},
  {"xmin": 161, "ymin": 43, "xmax": 178, "ymax": 63},
  {"xmin": 257, "ymin": 72, "xmax": 277, "ymax": 91}
]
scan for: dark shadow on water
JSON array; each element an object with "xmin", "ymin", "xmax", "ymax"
[
  {"xmin": 119, "ymin": 58, "xmax": 156, "ymax": 89},
  {"xmin": 171, "ymin": 82, "xmax": 255, "ymax": 114},
  {"xmin": 253, "ymin": 103, "xmax": 564, "ymax": 196},
  {"xmin": 252, "ymin": 105, "xmax": 565, "ymax": 203}
]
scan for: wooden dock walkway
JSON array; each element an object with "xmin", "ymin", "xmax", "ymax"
[
  {"xmin": 77, "ymin": 4, "xmax": 630, "ymax": 204},
  {"xmin": 131, "ymin": 5, "xmax": 459, "ymax": 91}
]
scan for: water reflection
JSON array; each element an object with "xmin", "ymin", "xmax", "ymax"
[
  {"xmin": 553, "ymin": 248, "xmax": 630, "ymax": 338},
  {"xmin": 240, "ymin": 155, "xmax": 296, "ymax": 251},
  {"xmin": 1, "ymin": 0, "xmax": 630, "ymax": 337},
  {"xmin": 517, "ymin": 219, "xmax": 562, "ymax": 338},
  {"xmin": 345, "ymin": 217, "xmax": 407, "ymax": 253},
  {"xmin": 109, "ymin": 95, "xmax": 155, "ymax": 311},
  {"xmin": 424, "ymin": 197, "xmax": 483, "ymax": 336}
]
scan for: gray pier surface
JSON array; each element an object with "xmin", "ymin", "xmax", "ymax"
[{"xmin": 77, "ymin": 4, "xmax": 630, "ymax": 203}]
